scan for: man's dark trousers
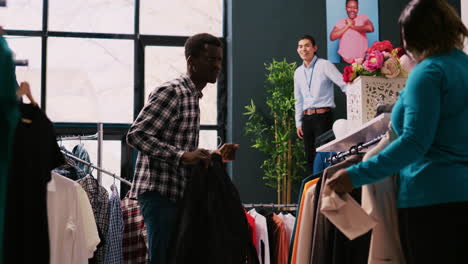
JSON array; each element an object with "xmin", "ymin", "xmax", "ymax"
[{"xmin": 302, "ymin": 111, "xmax": 333, "ymax": 173}]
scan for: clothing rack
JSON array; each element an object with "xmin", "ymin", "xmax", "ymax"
[
  {"xmin": 325, "ymin": 133, "xmax": 385, "ymax": 164},
  {"xmin": 57, "ymin": 123, "xmax": 108, "ymax": 186},
  {"xmin": 243, "ymin": 203, "xmax": 297, "ymax": 211},
  {"xmin": 14, "ymin": 59, "xmax": 28, "ymax": 66},
  {"xmin": 60, "ymin": 151, "xmax": 132, "ymax": 186}
]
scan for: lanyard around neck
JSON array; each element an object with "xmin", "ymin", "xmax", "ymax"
[{"xmin": 303, "ymin": 58, "xmax": 318, "ymax": 91}]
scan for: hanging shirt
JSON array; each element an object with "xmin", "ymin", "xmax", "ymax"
[
  {"xmin": 48, "ymin": 172, "xmax": 100, "ymax": 264},
  {"xmin": 290, "ymin": 177, "xmax": 320, "ymax": 264},
  {"xmin": 245, "ymin": 210, "xmax": 258, "ymax": 247},
  {"xmin": 277, "ymin": 213, "xmax": 295, "ymax": 244},
  {"xmin": 5, "ymin": 103, "xmax": 65, "ymax": 264},
  {"xmin": 360, "ymin": 132, "xmax": 406, "ymax": 264},
  {"xmin": 249, "ymin": 209, "xmax": 271, "ymax": 264},
  {"xmin": 121, "ymin": 197, "xmax": 149, "ymax": 264},
  {"xmin": 78, "ymin": 174, "xmax": 110, "ymax": 264},
  {"xmin": 272, "ymin": 214, "xmax": 289, "ymax": 264},
  {"xmin": 294, "ymin": 56, "xmax": 347, "ymax": 128},
  {"xmin": 72, "ymin": 143, "xmax": 93, "ymax": 175},
  {"xmin": 104, "ymin": 184, "xmax": 124, "ymax": 264},
  {"xmin": 295, "ymin": 184, "xmax": 319, "ymax": 264}
]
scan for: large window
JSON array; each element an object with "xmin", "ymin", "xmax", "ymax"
[{"xmin": 3, "ymin": 0, "xmax": 226, "ymax": 193}]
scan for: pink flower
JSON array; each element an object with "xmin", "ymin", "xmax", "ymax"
[
  {"xmin": 363, "ymin": 51, "xmax": 384, "ymax": 72},
  {"xmin": 353, "ymin": 58, "xmax": 364, "ymax": 65},
  {"xmin": 399, "ymin": 54, "xmax": 417, "ymax": 75},
  {"xmin": 381, "ymin": 57, "xmax": 401, "ymax": 78},
  {"xmin": 382, "ymin": 51, "xmax": 392, "ymax": 58}
]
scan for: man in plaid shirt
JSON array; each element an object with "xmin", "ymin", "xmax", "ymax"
[{"xmin": 126, "ymin": 33, "xmax": 223, "ymax": 264}]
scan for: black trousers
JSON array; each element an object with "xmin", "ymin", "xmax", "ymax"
[
  {"xmin": 398, "ymin": 201, "xmax": 468, "ymax": 264},
  {"xmin": 302, "ymin": 112, "xmax": 333, "ymax": 173}
]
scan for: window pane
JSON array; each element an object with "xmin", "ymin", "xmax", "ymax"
[
  {"xmin": 48, "ymin": 0, "xmax": 134, "ymax": 34},
  {"xmin": 140, "ymin": 0, "xmax": 222, "ymax": 36},
  {"xmin": 0, "ymin": 0, "xmax": 42, "ymax": 30},
  {"xmin": 199, "ymin": 130, "xmax": 218, "ymax": 150},
  {"xmin": 60, "ymin": 140, "xmax": 122, "ymax": 195},
  {"xmin": 144, "ymin": 46, "xmax": 217, "ymax": 125},
  {"xmin": 5, "ymin": 36, "xmax": 42, "ymax": 106},
  {"xmin": 47, "ymin": 37, "xmax": 133, "ymax": 123}
]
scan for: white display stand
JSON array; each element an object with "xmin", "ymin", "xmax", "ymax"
[
  {"xmin": 346, "ymin": 76, "xmax": 406, "ymax": 131},
  {"xmin": 317, "ymin": 113, "xmax": 390, "ymax": 153}
]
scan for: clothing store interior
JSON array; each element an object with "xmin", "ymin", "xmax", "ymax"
[{"xmin": 1, "ymin": 0, "xmax": 468, "ymax": 263}]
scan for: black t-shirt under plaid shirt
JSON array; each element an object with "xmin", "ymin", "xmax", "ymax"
[{"xmin": 127, "ymin": 75, "xmax": 201, "ymax": 203}]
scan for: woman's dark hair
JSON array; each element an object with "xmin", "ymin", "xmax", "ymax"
[
  {"xmin": 299, "ymin": 35, "xmax": 316, "ymax": 46},
  {"xmin": 184, "ymin": 33, "xmax": 222, "ymax": 59},
  {"xmin": 399, "ymin": 0, "xmax": 468, "ymax": 59},
  {"xmin": 346, "ymin": 0, "xmax": 358, "ymax": 3}
]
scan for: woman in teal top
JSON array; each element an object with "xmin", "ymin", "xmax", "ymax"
[{"xmin": 328, "ymin": 0, "xmax": 468, "ymax": 263}]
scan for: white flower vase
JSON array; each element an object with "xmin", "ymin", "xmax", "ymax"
[{"xmin": 346, "ymin": 76, "xmax": 407, "ymax": 130}]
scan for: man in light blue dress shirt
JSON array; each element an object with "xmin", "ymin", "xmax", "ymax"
[{"xmin": 294, "ymin": 35, "xmax": 347, "ymax": 173}]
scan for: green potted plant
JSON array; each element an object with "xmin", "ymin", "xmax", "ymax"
[{"xmin": 244, "ymin": 59, "xmax": 306, "ymax": 204}]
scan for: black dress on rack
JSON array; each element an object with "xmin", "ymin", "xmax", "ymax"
[{"xmin": 4, "ymin": 103, "xmax": 65, "ymax": 264}]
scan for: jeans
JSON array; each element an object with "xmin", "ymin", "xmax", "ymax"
[{"xmin": 138, "ymin": 191, "xmax": 178, "ymax": 264}]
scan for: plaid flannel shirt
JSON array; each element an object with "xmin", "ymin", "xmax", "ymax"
[
  {"xmin": 78, "ymin": 175, "xmax": 110, "ymax": 264},
  {"xmin": 104, "ymin": 184, "xmax": 124, "ymax": 264},
  {"xmin": 127, "ymin": 75, "xmax": 202, "ymax": 202},
  {"xmin": 121, "ymin": 197, "xmax": 149, "ymax": 264}
]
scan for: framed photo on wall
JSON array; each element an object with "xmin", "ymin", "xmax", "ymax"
[{"xmin": 327, "ymin": 0, "xmax": 380, "ymax": 64}]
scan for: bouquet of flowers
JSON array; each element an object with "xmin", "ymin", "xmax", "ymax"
[{"xmin": 343, "ymin": 40, "xmax": 408, "ymax": 83}]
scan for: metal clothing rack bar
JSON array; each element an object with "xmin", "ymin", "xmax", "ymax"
[
  {"xmin": 243, "ymin": 203, "xmax": 297, "ymax": 209},
  {"xmin": 326, "ymin": 133, "xmax": 386, "ymax": 164},
  {"xmin": 14, "ymin": 59, "xmax": 29, "ymax": 66},
  {"xmin": 57, "ymin": 123, "xmax": 115, "ymax": 186},
  {"xmin": 97, "ymin": 123, "xmax": 103, "ymax": 184},
  {"xmin": 61, "ymin": 150, "xmax": 132, "ymax": 186},
  {"xmin": 58, "ymin": 133, "xmax": 98, "ymax": 141}
]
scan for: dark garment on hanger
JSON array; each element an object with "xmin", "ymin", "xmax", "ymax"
[
  {"xmin": 4, "ymin": 103, "xmax": 65, "ymax": 264},
  {"xmin": 264, "ymin": 212, "xmax": 278, "ymax": 264},
  {"xmin": 169, "ymin": 154, "xmax": 259, "ymax": 264}
]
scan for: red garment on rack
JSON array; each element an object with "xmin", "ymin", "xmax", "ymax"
[
  {"xmin": 245, "ymin": 210, "xmax": 257, "ymax": 246},
  {"xmin": 121, "ymin": 197, "xmax": 149, "ymax": 264}
]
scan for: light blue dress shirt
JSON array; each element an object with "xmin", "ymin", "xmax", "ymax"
[{"xmin": 294, "ymin": 56, "xmax": 347, "ymax": 127}]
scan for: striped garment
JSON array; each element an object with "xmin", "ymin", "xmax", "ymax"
[
  {"xmin": 78, "ymin": 174, "xmax": 110, "ymax": 264},
  {"xmin": 104, "ymin": 184, "xmax": 124, "ymax": 264}
]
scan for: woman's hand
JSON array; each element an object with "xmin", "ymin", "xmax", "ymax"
[{"xmin": 327, "ymin": 168, "xmax": 354, "ymax": 194}]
